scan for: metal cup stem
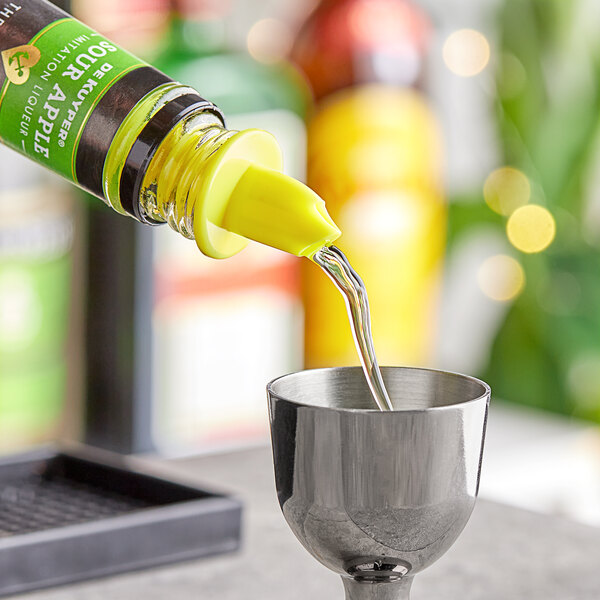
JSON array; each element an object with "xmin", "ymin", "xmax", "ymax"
[{"xmin": 342, "ymin": 576, "xmax": 413, "ymax": 600}]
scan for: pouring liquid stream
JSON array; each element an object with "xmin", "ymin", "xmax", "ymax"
[{"xmin": 313, "ymin": 246, "xmax": 394, "ymax": 411}]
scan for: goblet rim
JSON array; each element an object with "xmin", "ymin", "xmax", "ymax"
[{"xmin": 267, "ymin": 365, "xmax": 491, "ymax": 414}]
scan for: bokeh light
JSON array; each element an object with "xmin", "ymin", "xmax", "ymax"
[
  {"xmin": 247, "ymin": 18, "xmax": 293, "ymax": 64},
  {"xmin": 484, "ymin": 167, "xmax": 530, "ymax": 215},
  {"xmin": 477, "ymin": 254, "xmax": 525, "ymax": 302},
  {"xmin": 442, "ymin": 29, "xmax": 490, "ymax": 77},
  {"xmin": 507, "ymin": 205, "xmax": 556, "ymax": 253}
]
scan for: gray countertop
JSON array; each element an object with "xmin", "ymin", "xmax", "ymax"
[{"xmin": 19, "ymin": 446, "xmax": 600, "ymax": 600}]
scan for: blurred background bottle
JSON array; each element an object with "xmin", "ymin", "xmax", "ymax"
[
  {"xmin": 292, "ymin": 0, "xmax": 446, "ymax": 368},
  {"xmin": 65, "ymin": 0, "xmax": 169, "ymax": 454},
  {"xmin": 0, "ymin": 147, "xmax": 82, "ymax": 454},
  {"xmin": 147, "ymin": 0, "xmax": 310, "ymax": 452}
]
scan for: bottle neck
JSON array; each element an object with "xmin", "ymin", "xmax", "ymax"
[
  {"xmin": 139, "ymin": 115, "xmax": 235, "ymax": 238},
  {"xmin": 105, "ymin": 85, "xmax": 340, "ymax": 260},
  {"xmin": 102, "ymin": 84, "xmax": 225, "ymax": 222}
]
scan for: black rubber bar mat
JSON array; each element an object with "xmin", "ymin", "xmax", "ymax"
[{"xmin": 0, "ymin": 447, "xmax": 242, "ymax": 596}]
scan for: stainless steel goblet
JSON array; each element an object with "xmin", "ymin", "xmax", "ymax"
[{"xmin": 267, "ymin": 366, "xmax": 490, "ymax": 600}]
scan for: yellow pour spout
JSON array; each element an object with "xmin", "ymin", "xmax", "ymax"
[
  {"xmin": 191, "ymin": 128, "xmax": 341, "ymax": 259},
  {"xmin": 222, "ymin": 164, "xmax": 341, "ymax": 257}
]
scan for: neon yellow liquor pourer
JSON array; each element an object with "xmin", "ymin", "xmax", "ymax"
[
  {"xmin": 191, "ymin": 129, "xmax": 341, "ymax": 259},
  {"xmin": 138, "ymin": 123, "xmax": 341, "ymax": 260}
]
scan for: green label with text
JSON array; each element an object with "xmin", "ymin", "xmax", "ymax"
[{"xmin": 0, "ymin": 18, "xmax": 145, "ymax": 182}]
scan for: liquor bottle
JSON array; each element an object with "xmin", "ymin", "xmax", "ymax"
[
  {"xmin": 0, "ymin": 0, "xmax": 339, "ymax": 452},
  {"xmin": 293, "ymin": 0, "xmax": 445, "ymax": 368},
  {"xmin": 0, "ymin": 0, "xmax": 338, "ymax": 257}
]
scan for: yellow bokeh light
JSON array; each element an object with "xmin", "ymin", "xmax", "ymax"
[
  {"xmin": 477, "ymin": 254, "xmax": 525, "ymax": 302},
  {"xmin": 484, "ymin": 167, "xmax": 530, "ymax": 215},
  {"xmin": 443, "ymin": 29, "xmax": 490, "ymax": 77},
  {"xmin": 507, "ymin": 205, "xmax": 556, "ymax": 253},
  {"xmin": 247, "ymin": 18, "xmax": 292, "ymax": 64}
]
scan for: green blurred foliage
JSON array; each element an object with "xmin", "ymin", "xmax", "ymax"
[{"xmin": 458, "ymin": 0, "xmax": 600, "ymax": 419}]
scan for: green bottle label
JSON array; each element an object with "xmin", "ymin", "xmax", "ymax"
[{"xmin": 0, "ymin": 17, "xmax": 145, "ymax": 183}]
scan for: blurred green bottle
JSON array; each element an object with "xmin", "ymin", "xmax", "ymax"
[
  {"xmin": 153, "ymin": 0, "xmax": 308, "ymax": 125},
  {"xmin": 0, "ymin": 136, "xmax": 79, "ymax": 454},
  {"xmin": 151, "ymin": 0, "xmax": 311, "ymax": 452}
]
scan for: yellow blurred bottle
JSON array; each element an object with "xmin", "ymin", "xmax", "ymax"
[{"xmin": 293, "ymin": 0, "xmax": 446, "ymax": 367}]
